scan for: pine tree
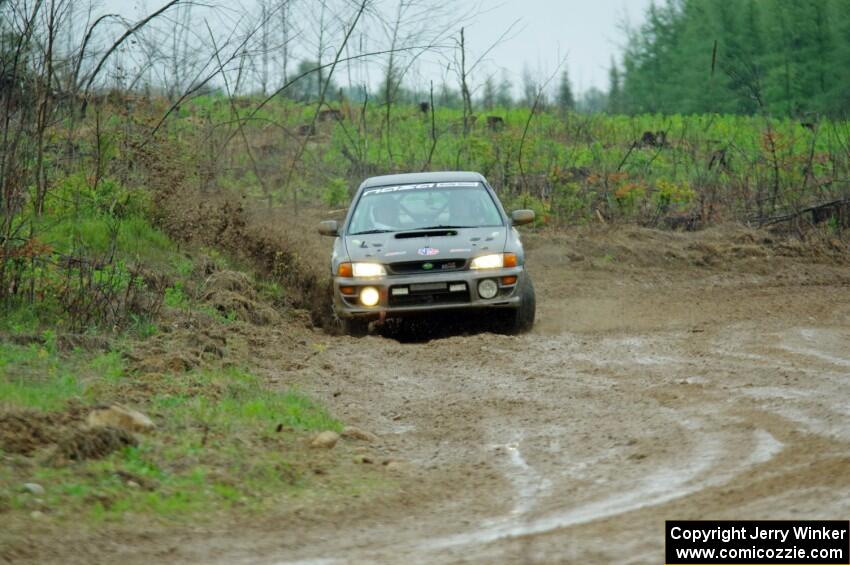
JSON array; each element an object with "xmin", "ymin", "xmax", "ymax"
[
  {"xmin": 481, "ymin": 75, "xmax": 496, "ymax": 110},
  {"xmin": 578, "ymin": 87, "xmax": 608, "ymax": 114},
  {"xmin": 616, "ymin": 0, "xmax": 850, "ymax": 116},
  {"xmin": 555, "ymin": 69, "xmax": 575, "ymax": 115},
  {"xmin": 721, "ymin": 0, "xmax": 765, "ymax": 112},
  {"xmin": 828, "ymin": 0, "xmax": 850, "ymax": 114},
  {"xmin": 496, "ymin": 70, "xmax": 513, "ymax": 108},
  {"xmin": 437, "ymin": 81, "xmax": 462, "ymax": 109},
  {"xmin": 607, "ymin": 60, "xmax": 621, "ymax": 114},
  {"xmin": 521, "ymin": 65, "xmax": 537, "ymax": 107}
]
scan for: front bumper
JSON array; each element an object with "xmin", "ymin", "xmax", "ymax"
[{"xmin": 333, "ymin": 266, "xmax": 525, "ymax": 318}]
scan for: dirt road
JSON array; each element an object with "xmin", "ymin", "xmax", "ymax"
[
  {"xmin": 183, "ymin": 226, "xmax": 850, "ymax": 564},
  {"xmin": 23, "ymin": 226, "xmax": 844, "ymax": 564}
]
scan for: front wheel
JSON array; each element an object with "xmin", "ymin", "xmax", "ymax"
[{"xmin": 503, "ymin": 276, "xmax": 536, "ymax": 334}]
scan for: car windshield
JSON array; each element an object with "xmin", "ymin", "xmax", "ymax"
[{"xmin": 347, "ymin": 182, "xmax": 503, "ymax": 235}]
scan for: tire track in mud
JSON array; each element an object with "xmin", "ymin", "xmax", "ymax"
[
  {"xmin": 488, "ymin": 324, "xmax": 850, "ymax": 563},
  {"xmin": 712, "ymin": 327, "xmax": 850, "ymax": 441},
  {"xmin": 253, "ymin": 233, "xmax": 850, "ymax": 564},
  {"xmin": 270, "ymin": 319, "xmax": 850, "ymax": 564},
  {"xmin": 416, "ymin": 425, "xmax": 783, "ymax": 554}
]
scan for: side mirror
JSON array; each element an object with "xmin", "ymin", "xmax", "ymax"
[
  {"xmin": 511, "ymin": 209, "xmax": 535, "ymax": 226},
  {"xmin": 318, "ymin": 220, "xmax": 339, "ymax": 236}
]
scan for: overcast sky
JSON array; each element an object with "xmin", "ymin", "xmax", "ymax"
[
  {"xmin": 102, "ymin": 0, "xmax": 652, "ymax": 95},
  {"xmin": 463, "ymin": 0, "xmax": 651, "ymax": 92}
]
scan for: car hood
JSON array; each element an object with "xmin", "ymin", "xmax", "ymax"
[{"xmin": 344, "ymin": 227, "xmax": 508, "ymax": 262}]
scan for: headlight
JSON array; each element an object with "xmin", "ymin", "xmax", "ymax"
[
  {"xmin": 470, "ymin": 254, "xmax": 503, "ymax": 269},
  {"xmin": 352, "ymin": 262, "xmax": 386, "ymax": 277},
  {"xmin": 470, "ymin": 253, "xmax": 517, "ymax": 269},
  {"xmin": 360, "ymin": 286, "xmax": 380, "ymax": 306}
]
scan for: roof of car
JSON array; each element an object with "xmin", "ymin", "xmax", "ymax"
[{"xmin": 359, "ymin": 171, "xmax": 486, "ymax": 189}]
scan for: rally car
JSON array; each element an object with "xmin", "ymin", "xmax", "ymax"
[{"xmin": 318, "ymin": 171, "xmax": 536, "ymax": 336}]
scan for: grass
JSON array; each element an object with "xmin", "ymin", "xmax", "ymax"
[
  {"xmin": 148, "ymin": 368, "xmax": 341, "ymax": 434},
  {"xmin": 88, "ymin": 351, "xmax": 126, "ymax": 382},
  {"xmin": 1, "ymin": 444, "xmax": 311, "ymax": 522},
  {"xmin": 35, "ymin": 211, "xmax": 175, "ymax": 267},
  {"xmin": 0, "ymin": 306, "xmax": 42, "ymax": 335},
  {"xmin": 163, "ymin": 283, "xmax": 189, "ymax": 309},
  {"xmin": 0, "ymin": 342, "xmax": 82, "ymax": 411},
  {"xmin": 0, "ymin": 342, "xmax": 353, "ymax": 526},
  {"xmin": 0, "ymin": 374, "xmax": 81, "ymax": 412},
  {"xmin": 0, "ymin": 189, "xmax": 355, "ymax": 525},
  {"xmin": 3, "ymin": 443, "xmax": 301, "ymax": 521}
]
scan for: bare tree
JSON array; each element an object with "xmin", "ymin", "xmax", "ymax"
[
  {"xmin": 372, "ymin": 0, "xmax": 474, "ymax": 165},
  {"xmin": 259, "ymin": 0, "xmax": 270, "ymax": 95},
  {"xmin": 80, "ymin": 0, "xmax": 184, "ymax": 111},
  {"xmin": 279, "ymin": 0, "xmax": 292, "ymax": 84},
  {"xmin": 518, "ymin": 60, "xmax": 565, "ymax": 193},
  {"xmin": 280, "ymin": 0, "xmax": 370, "ymax": 211},
  {"xmin": 32, "ymin": 1, "xmax": 67, "ymax": 215}
]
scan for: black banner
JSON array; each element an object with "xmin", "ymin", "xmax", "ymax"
[{"xmin": 666, "ymin": 521, "xmax": 850, "ymax": 564}]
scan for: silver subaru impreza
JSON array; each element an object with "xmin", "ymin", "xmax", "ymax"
[{"xmin": 318, "ymin": 171, "xmax": 535, "ymax": 336}]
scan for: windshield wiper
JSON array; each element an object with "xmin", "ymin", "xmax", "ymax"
[{"xmin": 350, "ymin": 229, "xmax": 393, "ymax": 235}]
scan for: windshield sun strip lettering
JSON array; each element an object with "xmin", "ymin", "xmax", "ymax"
[{"xmin": 362, "ymin": 181, "xmax": 480, "ymax": 197}]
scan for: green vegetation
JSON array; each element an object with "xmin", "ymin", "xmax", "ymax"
[
  {"xmin": 3, "ymin": 90, "xmax": 842, "ymax": 336},
  {"xmin": 177, "ymin": 96, "xmax": 850, "ymax": 230},
  {"xmin": 0, "ymin": 342, "xmax": 345, "ymax": 523},
  {"xmin": 617, "ymin": 0, "xmax": 850, "ymax": 116},
  {"xmin": 2, "ymin": 0, "xmax": 849, "ymax": 541}
]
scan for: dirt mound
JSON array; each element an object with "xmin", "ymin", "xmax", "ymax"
[
  {"xmin": 686, "ymin": 224, "xmax": 850, "ymax": 264},
  {"xmin": 200, "ymin": 271, "xmax": 279, "ymax": 325},
  {"xmin": 57, "ymin": 426, "xmax": 137, "ymax": 461},
  {"xmin": 0, "ymin": 407, "xmax": 87, "ymax": 455},
  {"xmin": 1, "ymin": 405, "xmax": 144, "ymax": 461},
  {"xmin": 206, "ymin": 290, "xmax": 280, "ymax": 325},
  {"xmin": 126, "ymin": 328, "xmax": 227, "ymax": 375},
  {"xmin": 0, "ymin": 411, "xmax": 63, "ymax": 455},
  {"xmin": 203, "ymin": 270, "xmax": 255, "ymax": 295},
  {"xmin": 2, "ymin": 333, "xmax": 112, "ymax": 352},
  {"xmin": 527, "ymin": 223, "xmax": 850, "ymax": 271},
  {"xmin": 150, "ymin": 175, "xmax": 333, "ymax": 328}
]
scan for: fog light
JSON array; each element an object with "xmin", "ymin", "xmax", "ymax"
[
  {"xmin": 360, "ymin": 286, "xmax": 380, "ymax": 307},
  {"xmin": 478, "ymin": 279, "xmax": 498, "ymax": 299}
]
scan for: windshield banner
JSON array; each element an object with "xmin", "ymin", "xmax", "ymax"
[{"xmin": 362, "ymin": 182, "xmax": 480, "ymax": 196}]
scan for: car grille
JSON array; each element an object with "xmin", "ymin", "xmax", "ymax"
[
  {"xmin": 387, "ymin": 259, "xmax": 467, "ymax": 275},
  {"xmin": 388, "ymin": 282, "xmax": 470, "ymax": 307}
]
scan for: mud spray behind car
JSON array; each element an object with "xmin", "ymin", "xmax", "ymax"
[{"xmin": 318, "ymin": 171, "xmax": 536, "ymax": 336}]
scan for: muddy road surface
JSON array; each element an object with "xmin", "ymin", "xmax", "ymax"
[
  {"xmin": 32, "ymin": 226, "xmax": 844, "ymax": 565},
  {"xmin": 187, "ymin": 226, "xmax": 850, "ymax": 564}
]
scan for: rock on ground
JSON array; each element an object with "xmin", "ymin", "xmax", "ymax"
[
  {"xmin": 21, "ymin": 483, "xmax": 45, "ymax": 496},
  {"xmin": 87, "ymin": 405, "xmax": 155, "ymax": 433},
  {"xmin": 342, "ymin": 426, "xmax": 378, "ymax": 442},
  {"xmin": 310, "ymin": 431, "xmax": 340, "ymax": 449}
]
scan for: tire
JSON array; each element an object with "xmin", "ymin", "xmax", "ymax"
[
  {"xmin": 342, "ymin": 317, "xmax": 370, "ymax": 337},
  {"xmin": 504, "ymin": 275, "xmax": 536, "ymax": 334}
]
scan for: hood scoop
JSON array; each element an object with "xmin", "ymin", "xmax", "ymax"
[{"xmin": 395, "ymin": 229, "xmax": 457, "ymax": 239}]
